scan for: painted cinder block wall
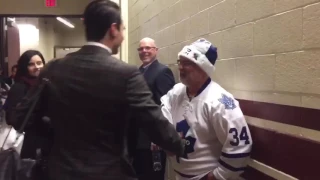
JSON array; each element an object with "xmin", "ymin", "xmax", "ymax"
[{"xmin": 128, "ymin": 0, "xmax": 320, "ymax": 179}]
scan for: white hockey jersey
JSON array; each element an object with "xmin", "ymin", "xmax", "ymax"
[{"xmin": 161, "ymin": 79, "xmax": 252, "ymax": 180}]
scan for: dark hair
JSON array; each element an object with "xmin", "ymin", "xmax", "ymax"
[
  {"xmin": 83, "ymin": 0, "xmax": 122, "ymax": 42},
  {"xmin": 15, "ymin": 50, "xmax": 45, "ymax": 81},
  {"xmin": 11, "ymin": 65, "xmax": 17, "ymax": 71}
]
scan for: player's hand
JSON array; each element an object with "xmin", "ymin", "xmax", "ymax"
[
  {"xmin": 164, "ymin": 150, "xmax": 175, "ymax": 156},
  {"xmin": 151, "ymin": 142, "xmax": 160, "ymax": 151},
  {"xmin": 151, "ymin": 143, "xmax": 175, "ymax": 157},
  {"xmin": 205, "ymin": 172, "xmax": 217, "ymax": 180}
]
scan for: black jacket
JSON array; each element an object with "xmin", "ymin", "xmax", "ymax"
[
  {"xmin": 11, "ymin": 45, "xmax": 184, "ymax": 180},
  {"xmin": 135, "ymin": 60, "xmax": 175, "ymax": 149},
  {"xmin": 5, "ymin": 79, "xmax": 52, "ymax": 159}
]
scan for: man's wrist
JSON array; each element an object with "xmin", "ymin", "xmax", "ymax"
[{"xmin": 178, "ymin": 139, "xmax": 186, "ymax": 156}]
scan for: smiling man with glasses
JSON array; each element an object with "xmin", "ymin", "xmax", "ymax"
[
  {"xmin": 131, "ymin": 37, "xmax": 176, "ymax": 180},
  {"xmin": 137, "ymin": 38, "xmax": 159, "ymax": 71},
  {"xmin": 161, "ymin": 38, "xmax": 252, "ymax": 180}
]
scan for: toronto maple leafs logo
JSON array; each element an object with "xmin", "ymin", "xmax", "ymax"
[
  {"xmin": 218, "ymin": 94, "xmax": 237, "ymax": 110},
  {"xmin": 176, "ymin": 119, "xmax": 196, "ymax": 162},
  {"xmin": 193, "ymin": 53, "xmax": 198, "ymax": 60}
]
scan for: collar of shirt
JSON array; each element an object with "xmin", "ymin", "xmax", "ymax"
[
  {"xmin": 142, "ymin": 59, "xmax": 157, "ymax": 69},
  {"xmin": 86, "ymin": 42, "xmax": 112, "ymax": 54},
  {"xmin": 140, "ymin": 59, "xmax": 157, "ymax": 74},
  {"xmin": 186, "ymin": 78, "xmax": 211, "ymax": 100}
]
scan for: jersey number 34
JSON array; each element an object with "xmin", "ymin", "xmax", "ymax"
[{"xmin": 229, "ymin": 126, "xmax": 250, "ymax": 146}]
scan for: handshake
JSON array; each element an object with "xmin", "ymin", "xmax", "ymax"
[
  {"xmin": 151, "ymin": 131, "xmax": 185, "ymax": 156},
  {"xmin": 150, "ymin": 143, "xmax": 163, "ymax": 171},
  {"xmin": 150, "ymin": 142, "xmax": 178, "ymax": 172},
  {"xmin": 150, "ymin": 142, "xmax": 180, "ymax": 172},
  {"xmin": 151, "ymin": 141, "xmax": 181, "ymax": 157},
  {"xmin": 150, "ymin": 142, "xmax": 216, "ymax": 180}
]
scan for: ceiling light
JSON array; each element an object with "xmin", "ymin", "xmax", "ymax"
[{"xmin": 56, "ymin": 17, "xmax": 74, "ymax": 28}]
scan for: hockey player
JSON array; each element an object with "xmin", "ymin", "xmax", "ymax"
[{"xmin": 161, "ymin": 38, "xmax": 252, "ymax": 180}]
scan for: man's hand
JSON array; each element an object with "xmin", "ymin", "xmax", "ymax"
[
  {"xmin": 205, "ymin": 172, "xmax": 217, "ymax": 180},
  {"xmin": 163, "ymin": 132, "xmax": 186, "ymax": 158},
  {"xmin": 164, "ymin": 150, "xmax": 175, "ymax": 156},
  {"xmin": 151, "ymin": 142, "xmax": 175, "ymax": 156},
  {"xmin": 151, "ymin": 142, "xmax": 160, "ymax": 151}
]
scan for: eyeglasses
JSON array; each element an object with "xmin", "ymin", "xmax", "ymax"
[
  {"xmin": 137, "ymin": 46, "xmax": 157, "ymax": 52},
  {"xmin": 177, "ymin": 59, "xmax": 195, "ymax": 67}
]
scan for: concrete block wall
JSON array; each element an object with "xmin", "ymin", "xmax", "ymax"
[{"xmin": 128, "ymin": 0, "xmax": 320, "ymax": 179}]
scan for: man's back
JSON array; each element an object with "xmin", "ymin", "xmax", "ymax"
[
  {"xmin": 41, "ymin": 46, "xmax": 183, "ymax": 180},
  {"xmin": 46, "ymin": 46, "xmax": 137, "ymax": 179}
]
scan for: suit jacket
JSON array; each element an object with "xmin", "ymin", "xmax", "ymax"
[
  {"xmin": 135, "ymin": 60, "xmax": 175, "ymax": 149},
  {"xmin": 12, "ymin": 45, "xmax": 184, "ymax": 180},
  {"xmin": 140, "ymin": 60, "xmax": 175, "ymax": 105}
]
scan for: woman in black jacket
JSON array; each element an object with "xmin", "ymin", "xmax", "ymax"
[{"xmin": 4, "ymin": 50, "xmax": 47, "ymax": 159}]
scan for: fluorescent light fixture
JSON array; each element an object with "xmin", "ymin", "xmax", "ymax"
[{"xmin": 56, "ymin": 17, "xmax": 75, "ymax": 28}]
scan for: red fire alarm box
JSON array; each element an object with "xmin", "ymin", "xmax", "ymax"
[{"xmin": 45, "ymin": 0, "xmax": 57, "ymax": 7}]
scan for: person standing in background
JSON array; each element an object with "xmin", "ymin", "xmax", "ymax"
[
  {"xmin": 5, "ymin": 50, "xmax": 46, "ymax": 151},
  {"xmin": 132, "ymin": 37, "xmax": 175, "ymax": 180},
  {"xmin": 5, "ymin": 65, "xmax": 17, "ymax": 86},
  {"xmin": 4, "ymin": 50, "xmax": 49, "ymax": 180}
]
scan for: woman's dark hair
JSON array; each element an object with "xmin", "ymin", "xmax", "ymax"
[
  {"xmin": 15, "ymin": 50, "xmax": 45, "ymax": 81},
  {"xmin": 83, "ymin": 0, "xmax": 122, "ymax": 42}
]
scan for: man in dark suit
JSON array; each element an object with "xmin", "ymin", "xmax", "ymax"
[
  {"xmin": 132, "ymin": 37, "xmax": 175, "ymax": 180},
  {"xmin": 11, "ymin": 1, "xmax": 185, "ymax": 180}
]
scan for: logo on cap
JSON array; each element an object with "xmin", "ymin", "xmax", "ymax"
[{"xmin": 193, "ymin": 53, "xmax": 198, "ymax": 60}]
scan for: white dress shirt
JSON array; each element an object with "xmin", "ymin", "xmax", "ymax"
[{"xmin": 86, "ymin": 42, "xmax": 112, "ymax": 53}]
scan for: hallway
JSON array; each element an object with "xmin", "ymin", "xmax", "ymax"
[{"xmin": 0, "ymin": 0, "xmax": 319, "ymax": 179}]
